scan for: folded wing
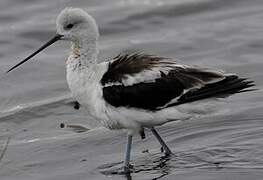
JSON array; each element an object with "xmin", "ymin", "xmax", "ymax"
[{"xmin": 100, "ymin": 54, "xmax": 254, "ymax": 111}]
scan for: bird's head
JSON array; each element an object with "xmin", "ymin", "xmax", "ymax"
[
  {"xmin": 6, "ymin": 8, "xmax": 98, "ymax": 73},
  {"xmin": 56, "ymin": 8, "xmax": 99, "ymax": 43}
]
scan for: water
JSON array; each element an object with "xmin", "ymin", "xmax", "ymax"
[{"xmin": 0, "ymin": 0, "xmax": 262, "ymax": 179}]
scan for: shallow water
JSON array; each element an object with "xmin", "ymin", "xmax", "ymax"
[{"xmin": 0, "ymin": 0, "xmax": 262, "ymax": 180}]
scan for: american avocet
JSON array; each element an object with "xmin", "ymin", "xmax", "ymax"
[{"xmin": 6, "ymin": 8, "xmax": 254, "ymax": 173}]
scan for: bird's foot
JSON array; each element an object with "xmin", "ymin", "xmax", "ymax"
[
  {"xmin": 164, "ymin": 151, "xmax": 172, "ymax": 157},
  {"xmin": 160, "ymin": 146, "xmax": 173, "ymax": 156},
  {"xmin": 123, "ymin": 164, "xmax": 134, "ymax": 174}
]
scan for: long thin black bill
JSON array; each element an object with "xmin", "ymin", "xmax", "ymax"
[{"xmin": 6, "ymin": 33, "xmax": 63, "ymax": 73}]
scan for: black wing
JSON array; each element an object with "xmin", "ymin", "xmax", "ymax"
[
  {"xmin": 101, "ymin": 53, "xmax": 167, "ymax": 85},
  {"xmin": 101, "ymin": 54, "xmax": 254, "ymax": 111},
  {"xmin": 165, "ymin": 75, "xmax": 255, "ymax": 108},
  {"xmin": 102, "ymin": 71, "xmax": 185, "ymax": 110}
]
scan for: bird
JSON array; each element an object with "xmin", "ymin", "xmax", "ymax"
[{"xmin": 6, "ymin": 8, "xmax": 254, "ymax": 173}]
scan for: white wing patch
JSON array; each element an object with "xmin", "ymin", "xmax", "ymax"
[{"xmin": 103, "ymin": 61, "xmax": 187, "ymax": 87}]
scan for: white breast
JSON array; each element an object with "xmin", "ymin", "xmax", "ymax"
[
  {"xmin": 66, "ymin": 58, "xmax": 123, "ymax": 129},
  {"xmin": 67, "ymin": 58, "xmax": 104, "ymax": 115}
]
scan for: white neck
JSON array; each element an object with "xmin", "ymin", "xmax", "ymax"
[{"xmin": 67, "ymin": 38, "xmax": 98, "ymax": 71}]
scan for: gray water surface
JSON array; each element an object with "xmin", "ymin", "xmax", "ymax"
[{"xmin": 0, "ymin": 0, "xmax": 262, "ymax": 180}]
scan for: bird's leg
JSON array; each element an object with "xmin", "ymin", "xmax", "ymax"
[
  {"xmin": 150, "ymin": 127, "xmax": 172, "ymax": 156},
  {"xmin": 124, "ymin": 134, "xmax": 133, "ymax": 173}
]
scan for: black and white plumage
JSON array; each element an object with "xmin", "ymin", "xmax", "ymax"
[
  {"xmin": 101, "ymin": 53, "xmax": 253, "ymax": 111},
  {"xmin": 6, "ymin": 8, "xmax": 255, "ymax": 173}
]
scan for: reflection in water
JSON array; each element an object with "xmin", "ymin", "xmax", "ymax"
[
  {"xmin": 134, "ymin": 155, "xmax": 171, "ymax": 180},
  {"xmin": 99, "ymin": 153, "xmax": 172, "ymax": 180},
  {"xmin": 99, "ymin": 144, "xmax": 263, "ymax": 179}
]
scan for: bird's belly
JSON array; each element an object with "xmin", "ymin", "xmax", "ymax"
[
  {"xmin": 66, "ymin": 71, "xmax": 105, "ymax": 121},
  {"xmin": 72, "ymin": 84, "xmax": 106, "ymax": 120},
  {"xmin": 68, "ymin": 82, "xmax": 122, "ymax": 130}
]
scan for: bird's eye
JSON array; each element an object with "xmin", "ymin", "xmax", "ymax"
[{"xmin": 65, "ymin": 23, "xmax": 74, "ymax": 29}]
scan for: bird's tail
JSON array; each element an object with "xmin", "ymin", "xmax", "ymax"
[{"xmin": 167, "ymin": 75, "xmax": 255, "ymax": 107}]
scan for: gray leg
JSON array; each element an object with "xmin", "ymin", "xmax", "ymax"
[
  {"xmin": 124, "ymin": 135, "xmax": 133, "ymax": 173},
  {"xmin": 151, "ymin": 127, "xmax": 172, "ymax": 155}
]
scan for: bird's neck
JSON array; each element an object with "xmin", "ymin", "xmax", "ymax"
[{"xmin": 67, "ymin": 38, "xmax": 98, "ymax": 70}]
